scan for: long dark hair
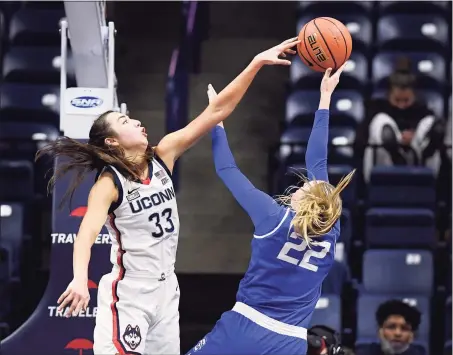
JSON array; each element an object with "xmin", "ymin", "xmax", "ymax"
[{"xmin": 36, "ymin": 110, "xmax": 154, "ymax": 208}]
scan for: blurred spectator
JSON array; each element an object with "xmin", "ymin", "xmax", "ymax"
[
  {"xmin": 358, "ymin": 299, "xmax": 424, "ymax": 355},
  {"xmin": 358, "ymin": 58, "xmax": 444, "ymax": 181}
]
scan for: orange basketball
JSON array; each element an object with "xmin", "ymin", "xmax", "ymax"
[{"xmin": 297, "ymin": 17, "xmax": 352, "ymax": 72}]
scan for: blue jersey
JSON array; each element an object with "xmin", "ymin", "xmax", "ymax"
[
  {"xmin": 236, "ymin": 208, "xmax": 339, "ymax": 327},
  {"xmin": 211, "ymin": 109, "xmax": 337, "ymax": 328}
]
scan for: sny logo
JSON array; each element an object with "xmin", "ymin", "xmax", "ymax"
[
  {"xmin": 123, "ymin": 324, "xmax": 142, "ymax": 350},
  {"xmin": 71, "ymin": 96, "xmax": 103, "ymax": 109}
]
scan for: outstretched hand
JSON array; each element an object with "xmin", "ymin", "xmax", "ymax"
[
  {"xmin": 207, "ymin": 84, "xmax": 223, "ymax": 128},
  {"xmin": 320, "ymin": 63, "xmax": 347, "ymax": 95},
  {"xmin": 253, "ymin": 37, "xmax": 300, "ymax": 66},
  {"xmin": 57, "ymin": 278, "xmax": 90, "ymax": 317}
]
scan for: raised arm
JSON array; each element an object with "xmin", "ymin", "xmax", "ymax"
[
  {"xmin": 208, "ymin": 87, "xmax": 285, "ymax": 236},
  {"xmin": 212, "ymin": 126, "xmax": 285, "ymax": 235},
  {"xmin": 305, "ymin": 66, "xmax": 346, "ymax": 182},
  {"xmin": 155, "ymin": 37, "xmax": 300, "ymax": 172}
]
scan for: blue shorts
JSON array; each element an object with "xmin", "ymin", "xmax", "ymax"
[{"xmin": 186, "ymin": 309, "xmax": 307, "ymax": 355}]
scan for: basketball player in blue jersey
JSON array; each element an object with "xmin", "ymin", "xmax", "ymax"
[
  {"xmin": 36, "ymin": 37, "xmax": 300, "ymax": 355},
  {"xmin": 187, "ymin": 64, "xmax": 354, "ymax": 355}
]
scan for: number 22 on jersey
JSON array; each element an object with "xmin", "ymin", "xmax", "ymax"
[{"xmin": 277, "ymin": 232, "xmax": 331, "ymax": 272}]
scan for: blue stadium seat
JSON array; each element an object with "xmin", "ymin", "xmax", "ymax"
[
  {"xmin": 0, "ymin": 203, "xmax": 25, "ymax": 280},
  {"xmin": 365, "ymin": 208, "xmax": 436, "ymax": 249},
  {"xmin": 286, "ymin": 90, "xmax": 364, "ymax": 127},
  {"xmin": 377, "ymin": 15, "xmax": 450, "ymax": 54},
  {"xmin": 0, "ymin": 203, "xmax": 24, "ymax": 242},
  {"xmin": 372, "ymin": 52, "xmax": 447, "ymax": 91},
  {"xmin": 9, "ymin": 8, "xmax": 65, "ymax": 46},
  {"xmin": 280, "ymin": 164, "xmax": 356, "ymax": 207},
  {"xmin": 297, "ymin": 1, "xmax": 373, "ymax": 15},
  {"xmin": 0, "ymin": 121, "xmax": 59, "ymax": 195},
  {"xmin": 328, "ymin": 165, "xmax": 357, "ymax": 208},
  {"xmin": 0, "ymin": 83, "xmax": 59, "ymax": 126},
  {"xmin": 377, "ymin": 1, "xmax": 450, "ymax": 16},
  {"xmin": 290, "ymin": 52, "xmax": 368, "ymax": 91},
  {"xmin": 280, "ymin": 127, "xmax": 356, "ymax": 147},
  {"xmin": 362, "ymin": 250, "xmax": 433, "ymax": 295},
  {"xmin": 339, "ymin": 208, "xmax": 352, "ymax": 252},
  {"xmin": 416, "ymin": 91, "xmax": 445, "ymax": 119},
  {"xmin": 372, "ymin": 89, "xmax": 444, "ymax": 119},
  {"xmin": 368, "ymin": 166, "xmax": 436, "ymax": 209},
  {"xmin": 0, "ymin": 121, "xmax": 59, "ymax": 160},
  {"xmin": 280, "ymin": 126, "xmax": 355, "ymax": 167},
  {"xmin": 0, "ymin": 160, "xmax": 34, "ymax": 201},
  {"xmin": 297, "ymin": 14, "xmax": 372, "ymax": 52},
  {"xmin": 309, "ymin": 295, "xmax": 342, "ymax": 332},
  {"xmin": 356, "ymin": 294, "xmax": 430, "ymax": 351},
  {"xmin": 3, "ymin": 47, "xmax": 75, "ymax": 85},
  {"xmin": 322, "ymin": 258, "xmax": 350, "ymax": 295}
]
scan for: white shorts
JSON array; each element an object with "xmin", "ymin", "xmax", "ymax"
[{"xmin": 93, "ymin": 268, "xmax": 180, "ymax": 355}]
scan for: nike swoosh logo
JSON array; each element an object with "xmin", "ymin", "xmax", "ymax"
[{"xmin": 127, "ymin": 187, "xmax": 140, "ymax": 194}]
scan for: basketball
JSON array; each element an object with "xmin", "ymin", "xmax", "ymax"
[{"xmin": 297, "ymin": 17, "xmax": 352, "ymax": 72}]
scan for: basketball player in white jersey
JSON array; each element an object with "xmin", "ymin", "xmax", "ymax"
[{"xmin": 36, "ymin": 37, "xmax": 300, "ymax": 355}]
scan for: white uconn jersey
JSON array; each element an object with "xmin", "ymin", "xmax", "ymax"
[{"xmin": 103, "ymin": 158, "xmax": 179, "ymax": 277}]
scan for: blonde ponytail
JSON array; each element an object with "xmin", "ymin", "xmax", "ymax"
[{"xmin": 277, "ymin": 169, "xmax": 356, "ymax": 246}]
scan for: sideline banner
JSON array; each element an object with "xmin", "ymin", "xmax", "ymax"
[{"xmin": 1, "ymin": 152, "xmax": 111, "ymax": 355}]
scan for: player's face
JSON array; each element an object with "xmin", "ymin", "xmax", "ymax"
[
  {"xmin": 105, "ymin": 112, "xmax": 148, "ymax": 151},
  {"xmin": 379, "ymin": 315, "xmax": 413, "ymax": 349},
  {"xmin": 389, "ymin": 87, "xmax": 415, "ymax": 110}
]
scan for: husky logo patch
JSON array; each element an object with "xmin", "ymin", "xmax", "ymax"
[{"xmin": 123, "ymin": 324, "xmax": 142, "ymax": 350}]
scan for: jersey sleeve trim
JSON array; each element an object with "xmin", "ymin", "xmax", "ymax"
[
  {"xmin": 153, "ymin": 155, "xmax": 172, "ymax": 177},
  {"xmin": 102, "ymin": 165, "xmax": 124, "ymax": 214},
  {"xmin": 253, "ymin": 208, "xmax": 291, "ymax": 239}
]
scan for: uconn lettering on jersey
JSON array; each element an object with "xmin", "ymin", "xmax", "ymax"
[{"xmin": 128, "ymin": 187, "xmax": 175, "ymax": 214}]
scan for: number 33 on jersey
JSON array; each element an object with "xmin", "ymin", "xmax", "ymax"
[{"xmin": 103, "ymin": 160, "xmax": 180, "ymax": 275}]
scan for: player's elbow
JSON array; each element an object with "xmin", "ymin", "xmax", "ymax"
[
  {"xmin": 214, "ymin": 166, "xmax": 241, "ymax": 190},
  {"xmin": 214, "ymin": 164, "xmax": 236, "ymax": 175},
  {"xmin": 214, "ymin": 166, "xmax": 228, "ymax": 180}
]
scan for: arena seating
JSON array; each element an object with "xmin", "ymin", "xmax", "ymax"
[
  {"xmin": 0, "ymin": 2, "xmax": 65, "ymax": 335},
  {"xmin": 0, "ymin": 2, "xmax": 450, "ymax": 354},
  {"xmin": 288, "ymin": 2, "xmax": 451, "ymax": 353}
]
